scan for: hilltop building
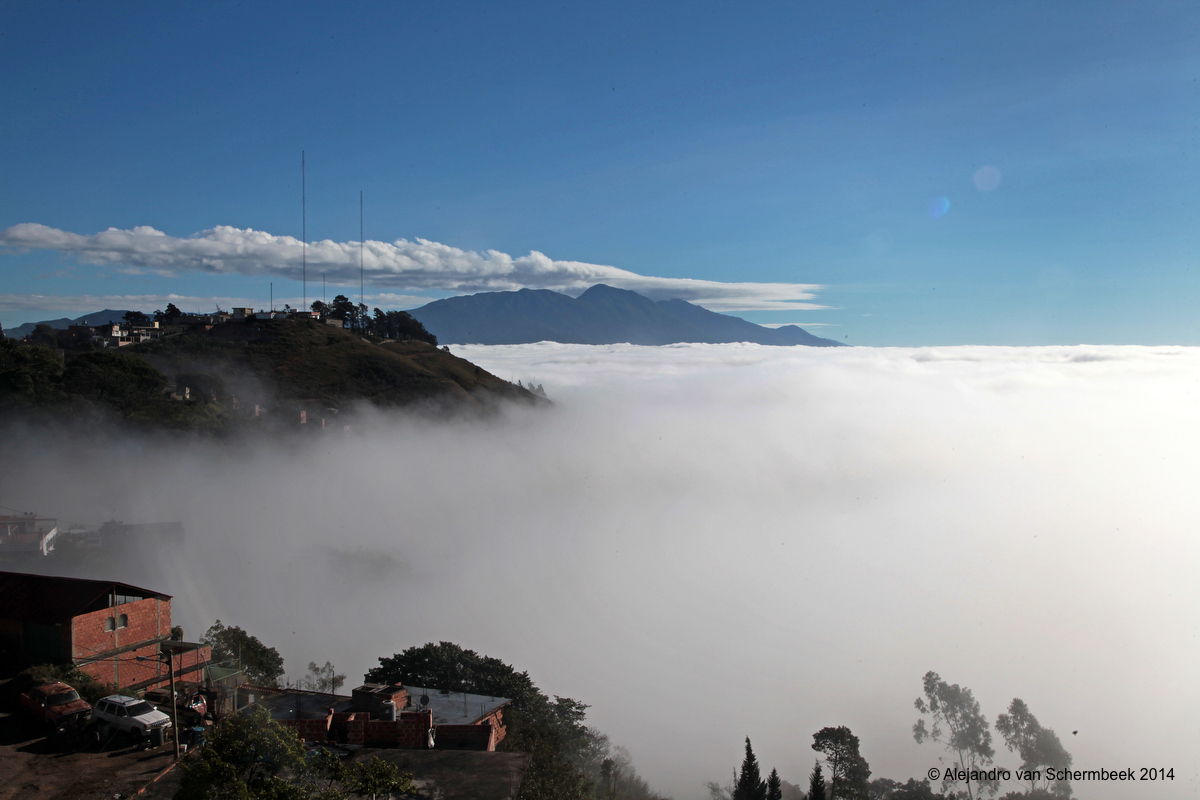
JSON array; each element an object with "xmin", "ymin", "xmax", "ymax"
[
  {"xmin": 0, "ymin": 570, "xmax": 210, "ymax": 691},
  {"xmin": 241, "ymin": 682, "xmax": 510, "ymax": 751},
  {"xmin": 0, "ymin": 514, "xmax": 59, "ymax": 556}
]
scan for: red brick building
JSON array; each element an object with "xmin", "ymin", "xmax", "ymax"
[
  {"xmin": 245, "ymin": 682, "xmax": 510, "ymax": 751},
  {"xmin": 0, "ymin": 571, "xmax": 210, "ymax": 691}
]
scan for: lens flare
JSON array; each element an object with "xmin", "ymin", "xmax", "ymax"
[
  {"xmin": 927, "ymin": 196, "xmax": 950, "ymax": 219},
  {"xmin": 973, "ymin": 165, "xmax": 1002, "ymax": 192}
]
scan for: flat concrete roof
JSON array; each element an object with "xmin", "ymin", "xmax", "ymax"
[
  {"xmin": 252, "ymin": 688, "xmax": 355, "ymax": 721},
  {"xmin": 404, "ymin": 686, "xmax": 510, "ymax": 725}
]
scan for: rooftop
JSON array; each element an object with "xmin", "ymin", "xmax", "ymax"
[
  {"xmin": 404, "ymin": 686, "xmax": 510, "ymax": 726},
  {"xmin": 249, "ymin": 687, "xmax": 355, "ymax": 721},
  {"xmin": 0, "ymin": 570, "xmax": 168, "ymax": 623}
]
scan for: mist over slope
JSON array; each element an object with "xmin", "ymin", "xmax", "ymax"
[{"xmin": 3, "ymin": 343, "xmax": 1196, "ymax": 800}]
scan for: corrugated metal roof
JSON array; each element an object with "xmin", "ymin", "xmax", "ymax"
[{"xmin": 0, "ymin": 570, "xmax": 169, "ymax": 623}]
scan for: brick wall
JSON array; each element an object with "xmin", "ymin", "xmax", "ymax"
[
  {"xmin": 280, "ymin": 708, "xmax": 436, "ymax": 749},
  {"xmin": 71, "ymin": 596, "xmax": 170, "ymax": 689},
  {"xmin": 479, "ymin": 708, "xmax": 506, "ymax": 747},
  {"xmin": 275, "ymin": 706, "xmax": 498, "ymax": 751},
  {"xmin": 77, "ymin": 641, "xmax": 163, "ymax": 688},
  {"xmin": 434, "ymin": 722, "xmax": 496, "ymax": 751},
  {"xmin": 281, "ymin": 717, "xmax": 333, "ymax": 741}
]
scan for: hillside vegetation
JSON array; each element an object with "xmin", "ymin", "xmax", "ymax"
[{"xmin": 0, "ymin": 318, "xmax": 543, "ymax": 432}]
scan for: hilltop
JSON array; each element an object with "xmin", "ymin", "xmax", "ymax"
[
  {"xmin": 134, "ymin": 317, "xmax": 540, "ymax": 410},
  {"xmin": 0, "ymin": 317, "xmax": 544, "ymax": 433},
  {"xmin": 409, "ymin": 284, "xmax": 844, "ymax": 346}
]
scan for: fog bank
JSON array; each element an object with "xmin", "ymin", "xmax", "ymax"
[{"xmin": 4, "ymin": 343, "xmax": 1197, "ymax": 799}]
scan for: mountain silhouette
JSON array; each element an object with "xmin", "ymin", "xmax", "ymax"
[{"xmin": 409, "ymin": 285, "xmax": 843, "ymax": 346}]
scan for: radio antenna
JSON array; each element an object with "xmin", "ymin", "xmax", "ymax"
[
  {"xmin": 297, "ymin": 151, "xmax": 302, "ymax": 314},
  {"xmin": 360, "ymin": 190, "xmax": 365, "ymax": 319}
]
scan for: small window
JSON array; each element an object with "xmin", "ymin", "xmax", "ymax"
[
  {"xmin": 115, "ymin": 706, "xmax": 126, "ymax": 717},
  {"xmin": 104, "ymin": 617, "xmax": 115, "ymax": 632},
  {"xmin": 117, "ymin": 614, "xmax": 128, "ymax": 629}
]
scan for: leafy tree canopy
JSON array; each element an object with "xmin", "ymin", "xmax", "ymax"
[
  {"xmin": 812, "ymin": 726, "xmax": 871, "ymax": 800},
  {"xmin": 203, "ymin": 620, "xmax": 285, "ymax": 687},
  {"xmin": 995, "ymin": 699, "xmax": 1072, "ymax": 797},
  {"xmin": 913, "ymin": 672, "xmax": 996, "ymax": 800},
  {"xmin": 176, "ymin": 704, "xmax": 413, "ymax": 800},
  {"xmin": 305, "ymin": 661, "xmax": 347, "ymax": 694},
  {"xmin": 366, "ymin": 641, "xmax": 593, "ymax": 800}
]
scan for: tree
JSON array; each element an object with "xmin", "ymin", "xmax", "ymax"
[
  {"xmin": 913, "ymin": 672, "xmax": 997, "ymax": 799},
  {"xmin": 122, "ymin": 310, "xmax": 149, "ymax": 326},
  {"xmin": 311, "ymin": 300, "xmax": 328, "ymax": 315},
  {"xmin": 995, "ymin": 699, "xmax": 1072, "ymax": 797},
  {"xmin": 808, "ymin": 761, "xmax": 828, "ymax": 800},
  {"xmin": 367, "ymin": 641, "xmax": 592, "ymax": 800},
  {"xmin": 329, "ymin": 295, "xmax": 355, "ymax": 324},
  {"xmin": 345, "ymin": 756, "xmax": 413, "ymax": 799},
  {"xmin": 369, "ymin": 309, "xmax": 437, "ymax": 345},
  {"xmin": 812, "ymin": 727, "xmax": 871, "ymax": 800},
  {"xmin": 766, "ymin": 768, "xmax": 782, "ymax": 800},
  {"xmin": 203, "ymin": 620, "xmax": 285, "ymax": 687},
  {"xmin": 176, "ymin": 704, "xmax": 307, "ymax": 800},
  {"xmin": 305, "ymin": 661, "xmax": 347, "ymax": 694},
  {"xmin": 734, "ymin": 737, "xmax": 767, "ymax": 800},
  {"xmin": 177, "ymin": 705, "xmax": 413, "ymax": 800},
  {"xmin": 706, "ymin": 771, "xmax": 738, "ymax": 800}
]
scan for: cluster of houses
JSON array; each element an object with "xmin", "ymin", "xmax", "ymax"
[
  {"xmin": 0, "ymin": 513, "xmax": 184, "ymax": 559},
  {"xmin": 0, "ymin": 569, "xmax": 511, "ymax": 753},
  {"xmin": 54, "ymin": 308, "xmax": 342, "ymax": 350}
]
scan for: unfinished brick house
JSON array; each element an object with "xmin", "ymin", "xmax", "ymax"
[
  {"xmin": 0, "ymin": 571, "xmax": 210, "ymax": 691},
  {"xmin": 244, "ymin": 682, "xmax": 510, "ymax": 751}
]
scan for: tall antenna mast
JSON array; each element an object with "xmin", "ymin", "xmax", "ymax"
[
  {"xmin": 297, "ymin": 149, "xmax": 302, "ymax": 311},
  {"xmin": 360, "ymin": 190, "xmax": 364, "ymax": 317}
]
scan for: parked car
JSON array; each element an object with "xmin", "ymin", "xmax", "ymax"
[
  {"xmin": 142, "ymin": 687, "xmax": 208, "ymax": 725},
  {"xmin": 18, "ymin": 682, "xmax": 92, "ymax": 734},
  {"xmin": 93, "ymin": 694, "xmax": 172, "ymax": 739}
]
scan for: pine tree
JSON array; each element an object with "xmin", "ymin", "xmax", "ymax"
[
  {"xmin": 808, "ymin": 760, "xmax": 827, "ymax": 800},
  {"xmin": 766, "ymin": 767, "xmax": 782, "ymax": 800},
  {"xmin": 734, "ymin": 737, "xmax": 768, "ymax": 800}
]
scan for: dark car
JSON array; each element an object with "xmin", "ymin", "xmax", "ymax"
[{"xmin": 18, "ymin": 682, "xmax": 92, "ymax": 734}]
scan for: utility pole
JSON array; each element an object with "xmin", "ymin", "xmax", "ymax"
[{"xmin": 167, "ymin": 651, "xmax": 180, "ymax": 761}]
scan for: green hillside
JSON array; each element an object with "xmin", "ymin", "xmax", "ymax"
[
  {"xmin": 0, "ymin": 318, "xmax": 543, "ymax": 432},
  {"xmin": 135, "ymin": 318, "xmax": 542, "ymax": 410}
]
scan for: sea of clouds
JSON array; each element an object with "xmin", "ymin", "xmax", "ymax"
[{"xmin": 5, "ymin": 343, "xmax": 1197, "ymax": 799}]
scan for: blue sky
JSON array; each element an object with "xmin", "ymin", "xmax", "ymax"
[{"xmin": 1, "ymin": 1, "xmax": 1197, "ymax": 345}]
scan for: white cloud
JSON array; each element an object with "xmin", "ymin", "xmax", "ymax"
[
  {"xmin": 0, "ymin": 292, "xmax": 442, "ymax": 323},
  {"xmin": 0, "ymin": 223, "xmax": 826, "ymax": 312}
]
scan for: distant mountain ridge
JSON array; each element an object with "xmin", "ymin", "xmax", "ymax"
[
  {"xmin": 2, "ymin": 309, "xmax": 131, "ymax": 340},
  {"xmin": 409, "ymin": 285, "xmax": 843, "ymax": 346}
]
